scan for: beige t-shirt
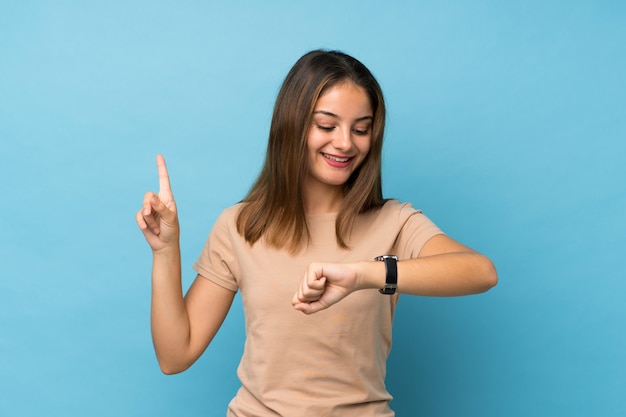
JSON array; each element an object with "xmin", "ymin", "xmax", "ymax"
[{"xmin": 193, "ymin": 200, "xmax": 443, "ymax": 417}]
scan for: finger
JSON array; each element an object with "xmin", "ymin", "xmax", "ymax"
[
  {"xmin": 297, "ymin": 276, "xmax": 325, "ymax": 303},
  {"xmin": 304, "ymin": 264, "xmax": 326, "ymax": 293},
  {"xmin": 308, "ymin": 275, "xmax": 326, "ymax": 290},
  {"xmin": 141, "ymin": 193, "xmax": 160, "ymax": 233},
  {"xmin": 156, "ymin": 154, "xmax": 173, "ymax": 197},
  {"xmin": 293, "ymin": 300, "xmax": 326, "ymax": 315},
  {"xmin": 149, "ymin": 194, "xmax": 176, "ymax": 223},
  {"xmin": 135, "ymin": 209, "xmax": 149, "ymax": 232},
  {"xmin": 142, "ymin": 191, "xmax": 157, "ymax": 216},
  {"xmin": 136, "ymin": 209, "xmax": 159, "ymax": 239},
  {"xmin": 292, "ymin": 274, "xmax": 310, "ymax": 306}
]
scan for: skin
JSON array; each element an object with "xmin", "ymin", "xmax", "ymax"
[
  {"xmin": 302, "ymin": 82, "xmax": 373, "ymax": 214},
  {"xmin": 137, "ymin": 83, "xmax": 497, "ymax": 373},
  {"xmin": 136, "ymin": 155, "xmax": 235, "ymax": 374}
]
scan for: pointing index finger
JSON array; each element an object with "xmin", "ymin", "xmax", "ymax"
[{"xmin": 156, "ymin": 154, "xmax": 172, "ymax": 195}]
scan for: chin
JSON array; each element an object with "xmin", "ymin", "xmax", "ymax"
[{"xmin": 322, "ymin": 173, "xmax": 352, "ymax": 186}]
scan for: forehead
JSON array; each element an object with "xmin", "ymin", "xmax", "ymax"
[{"xmin": 314, "ymin": 82, "xmax": 373, "ymax": 115}]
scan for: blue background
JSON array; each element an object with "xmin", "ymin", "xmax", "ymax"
[{"xmin": 1, "ymin": 1, "xmax": 624, "ymax": 416}]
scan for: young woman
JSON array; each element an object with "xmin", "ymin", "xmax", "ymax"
[{"xmin": 136, "ymin": 50, "xmax": 497, "ymax": 416}]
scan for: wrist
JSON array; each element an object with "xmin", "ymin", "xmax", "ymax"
[
  {"xmin": 356, "ymin": 261, "xmax": 387, "ymax": 291},
  {"xmin": 152, "ymin": 243, "xmax": 181, "ymax": 259}
]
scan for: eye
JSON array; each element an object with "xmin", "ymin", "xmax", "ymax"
[
  {"xmin": 316, "ymin": 124, "xmax": 335, "ymax": 132},
  {"xmin": 352, "ymin": 128, "xmax": 370, "ymax": 136}
]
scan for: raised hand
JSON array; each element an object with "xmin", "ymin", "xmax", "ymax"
[{"xmin": 136, "ymin": 155, "xmax": 180, "ymax": 252}]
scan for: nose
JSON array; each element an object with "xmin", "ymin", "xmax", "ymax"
[{"xmin": 331, "ymin": 126, "xmax": 353, "ymax": 151}]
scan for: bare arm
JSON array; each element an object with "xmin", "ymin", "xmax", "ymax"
[
  {"xmin": 150, "ymin": 251, "xmax": 235, "ymax": 374},
  {"xmin": 136, "ymin": 155, "xmax": 235, "ymax": 374},
  {"xmin": 292, "ymin": 234, "xmax": 497, "ymax": 314},
  {"xmin": 367, "ymin": 234, "xmax": 496, "ymax": 296}
]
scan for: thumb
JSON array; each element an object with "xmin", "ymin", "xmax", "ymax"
[
  {"xmin": 150, "ymin": 195, "xmax": 177, "ymax": 222},
  {"xmin": 293, "ymin": 300, "xmax": 326, "ymax": 315}
]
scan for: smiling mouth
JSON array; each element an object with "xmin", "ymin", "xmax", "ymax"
[{"xmin": 322, "ymin": 153, "xmax": 352, "ymax": 162}]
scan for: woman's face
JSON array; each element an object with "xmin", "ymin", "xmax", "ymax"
[{"xmin": 304, "ymin": 82, "xmax": 373, "ymax": 196}]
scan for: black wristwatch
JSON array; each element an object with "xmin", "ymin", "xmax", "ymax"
[{"xmin": 374, "ymin": 255, "xmax": 398, "ymax": 294}]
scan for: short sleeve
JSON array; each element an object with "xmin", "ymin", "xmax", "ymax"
[
  {"xmin": 394, "ymin": 203, "xmax": 445, "ymax": 260},
  {"xmin": 192, "ymin": 208, "xmax": 240, "ymax": 292}
]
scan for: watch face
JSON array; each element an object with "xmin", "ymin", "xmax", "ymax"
[
  {"xmin": 379, "ymin": 285, "xmax": 397, "ymax": 295},
  {"xmin": 374, "ymin": 255, "xmax": 398, "ymax": 261}
]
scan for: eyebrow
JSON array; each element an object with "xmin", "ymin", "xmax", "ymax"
[{"xmin": 313, "ymin": 110, "xmax": 373, "ymax": 122}]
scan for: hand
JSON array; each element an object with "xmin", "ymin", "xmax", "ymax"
[
  {"xmin": 136, "ymin": 155, "xmax": 180, "ymax": 252},
  {"xmin": 291, "ymin": 262, "xmax": 361, "ymax": 315}
]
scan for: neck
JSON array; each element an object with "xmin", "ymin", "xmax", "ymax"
[{"xmin": 303, "ymin": 180, "xmax": 344, "ymax": 214}]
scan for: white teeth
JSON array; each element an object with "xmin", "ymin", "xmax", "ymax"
[{"xmin": 323, "ymin": 153, "xmax": 350, "ymax": 162}]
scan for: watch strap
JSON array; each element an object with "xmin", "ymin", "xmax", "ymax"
[{"xmin": 374, "ymin": 255, "xmax": 398, "ymax": 294}]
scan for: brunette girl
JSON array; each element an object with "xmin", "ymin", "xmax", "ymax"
[{"xmin": 137, "ymin": 49, "xmax": 497, "ymax": 416}]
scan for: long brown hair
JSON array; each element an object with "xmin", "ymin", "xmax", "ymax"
[{"xmin": 236, "ymin": 50, "xmax": 387, "ymax": 252}]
